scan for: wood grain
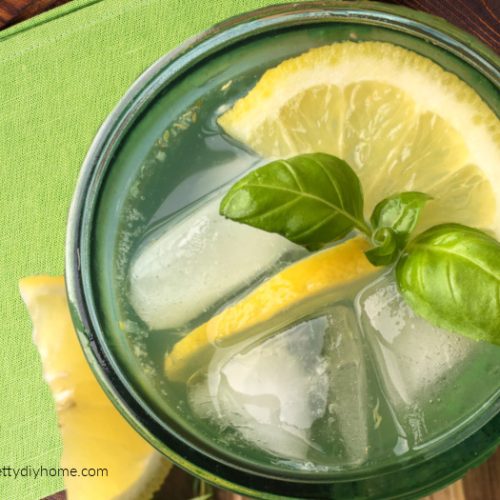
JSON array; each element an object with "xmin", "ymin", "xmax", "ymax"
[
  {"xmin": 1, "ymin": 1, "xmax": 498, "ymax": 499},
  {"xmin": 384, "ymin": 0, "xmax": 500, "ymax": 53},
  {"xmin": 0, "ymin": 0, "xmax": 68, "ymax": 27}
]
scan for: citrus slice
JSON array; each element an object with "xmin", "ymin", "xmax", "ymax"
[
  {"xmin": 19, "ymin": 276, "xmax": 171, "ymax": 500},
  {"xmin": 165, "ymin": 237, "xmax": 378, "ymax": 381},
  {"xmin": 219, "ymin": 42, "xmax": 500, "ymax": 236}
]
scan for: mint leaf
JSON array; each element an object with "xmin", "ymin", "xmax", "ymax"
[
  {"xmin": 370, "ymin": 192, "xmax": 432, "ymax": 247},
  {"xmin": 220, "ymin": 153, "xmax": 370, "ymax": 250},
  {"xmin": 365, "ymin": 227, "xmax": 399, "ymax": 266},
  {"xmin": 396, "ymin": 223, "xmax": 500, "ymax": 345}
]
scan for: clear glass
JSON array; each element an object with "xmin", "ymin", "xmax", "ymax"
[{"xmin": 66, "ymin": 2, "xmax": 500, "ymax": 498}]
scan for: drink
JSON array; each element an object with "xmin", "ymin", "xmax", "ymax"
[
  {"xmin": 108, "ymin": 30, "xmax": 499, "ymax": 470},
  {"xmin": 69, "ymin": 4, "xmax": 500, "ymax": 498}
]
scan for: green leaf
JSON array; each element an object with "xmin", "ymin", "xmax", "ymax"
[
  {"xmin": 366, "ymin": 192, "xmax": 431, "ymax": 266},
  {"xmin": 220, "ymin": 153, "xmax": 369, "ymax": 250},
  {"xmin": 370, "ymin": 192, "xmax": 432, "ymax": 246},
  {"xmin": 365, "ymin": 227, "xmax": 399, "ymax": 266},
  {"xmin": 396, "ymin": 223, "xmax": 500, "ymax": 345}
]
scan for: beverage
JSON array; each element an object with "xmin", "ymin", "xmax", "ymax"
[
  {"xmin": 106, "ymin": 34, "xmax": 499, "ymax": 473},
  {"xmin": 70, "ymin": 5, "xmax": 499, "ymax": 498}
]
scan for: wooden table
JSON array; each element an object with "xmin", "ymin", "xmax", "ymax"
[{"xmin": 1, "ymin": 1, "xmax": 498, "ymax": 499}]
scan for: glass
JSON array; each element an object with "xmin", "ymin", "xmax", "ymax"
[{"xmin": 66, "ymin": 2, "xmax": 500, "ymax": 498}]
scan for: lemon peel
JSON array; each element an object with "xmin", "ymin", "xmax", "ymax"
[{"xmin": 20, "ymin": 276, "xmax": 171, "ymax": 500}]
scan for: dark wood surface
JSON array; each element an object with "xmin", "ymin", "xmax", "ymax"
[
  {"xmin": 1, "ymin": 0, "xmax": 498, "ymax": 499},
  {"xmin": 0, "ymin": 0, "xmax": 67, "ymax": 27},
  {"xmin": 384, "ymin": 0, "xmax": 499, "ymax": 53}
]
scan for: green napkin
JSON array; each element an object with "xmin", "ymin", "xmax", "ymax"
[{"xmin": 0, "ymin": 1, "xmax": 293, "ymax": 498}]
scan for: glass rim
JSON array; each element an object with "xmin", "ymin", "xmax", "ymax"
[{"xmin": 65, "ymin": 1, "xmax": 500, "ymax": 497}]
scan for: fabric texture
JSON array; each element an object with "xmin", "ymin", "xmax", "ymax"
[{"xmin": 0, "ymin": 1, "xmax": 293, "ymax": 498}]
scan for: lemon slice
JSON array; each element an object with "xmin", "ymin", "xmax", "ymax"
[
  {"xmin": 19, "ymin": 276, "xmax": 171, "ymax": 500},
  {"xmin": 219, "ymin": 42, "xmax": 500, "ymax": 235},
  {"xmin": 165, "ymin": 237, "xmax": 378, "ymax": 381}
]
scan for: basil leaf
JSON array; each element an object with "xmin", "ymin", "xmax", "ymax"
[
  {"xmin": 220, "ymin": 153, "xmax": 369, "ymax": 250},
  {"xmin": 396, "ymin": 223, "xmax": 500, "ymax": 345},
  {"xmin": 371, "ymin": 192, "xmax": 431, "ymax": 246},
  {"xmin": 366, "ymin": 192, "xmax": 431, "ymax": 266},
  {"xmin": 365, "ymin": 227, "xmax": 399, "ymax": 266}
]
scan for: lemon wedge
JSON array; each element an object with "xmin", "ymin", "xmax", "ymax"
[
  {"xmin": 219, "ymin": 42, "xmax": 500, "ymax": 235},
  {"xmin": 165, "ymin": 237, "xmax": 378, "ymax": 381},
  {"xmin": 19, "ymin": 276, "xmax": 171, "ymax": 500}
]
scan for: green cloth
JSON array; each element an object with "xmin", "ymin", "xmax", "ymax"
[{"xmin": 0, "ymin": 1, "xmax": 294, "ymax": 498}]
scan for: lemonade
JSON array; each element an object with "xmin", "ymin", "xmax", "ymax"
[
  {"xmin": 112, "ymin": 38, "xmax": 500, "ymax": 470},
  {"xmin": 79, "ymin": 13, "xmax": 500, "ymax": 498}
]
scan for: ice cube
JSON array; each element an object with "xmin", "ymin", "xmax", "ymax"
[
  {"xmin": 188, "ymin": 304, "xmax": 374, "ymax": 467},
  {"xmin": 357, "ymin": 273, "xmax": 500, "ymax": 447},
  {"xmin": 189, "ymin": 317, "xmax": 329, "ymax": 460},
  {"xmin": 218, "ymin": 317, "xmax": 329, "ymax": 430},
  {"xmin": 357, "ymin": 274, "xmax": 474, "ymax": 405},
  {"xmin": 129, "ymin": 195, "xmax": 305, "ymax": 330}
]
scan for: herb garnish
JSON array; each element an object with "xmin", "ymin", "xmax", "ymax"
[{"xmin": 220, "ymin": 153, "xmax": 500, "ymax": 345}]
